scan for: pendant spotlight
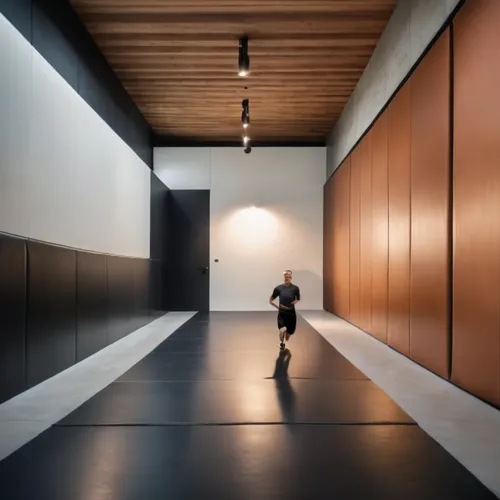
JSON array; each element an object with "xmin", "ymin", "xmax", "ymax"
[
  {"xmin": 241, "ymin": 99, "xmax": 251, "ymax": 153},
  {"xmin": 241, "ymin": 99, "xmax": 250, "ymax": 128},
  {"xmin": 243, "ymin": 133, "xmax": 251, "ymax": 154},
  {"xmin": 238, "ymin": 37, "xmax": 250, "ymax": 77}
]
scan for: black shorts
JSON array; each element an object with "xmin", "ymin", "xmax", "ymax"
[{"xmin": 277, "ymin": 311, "xmax": 297, "ymax": 334}]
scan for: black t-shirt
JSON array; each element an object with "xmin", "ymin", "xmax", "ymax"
[{"xmin": 271, "ymin": 283, "xmax": 300, "ymax": 312}]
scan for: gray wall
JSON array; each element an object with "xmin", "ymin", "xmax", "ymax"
[{"xmin": 326, "ymin": 0, "xmax": 461, "ymax": 178}]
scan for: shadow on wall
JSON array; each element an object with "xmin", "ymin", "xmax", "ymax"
[{"xmin": 290, "ymin": 269, "xmax": 323, "ymax": 310}]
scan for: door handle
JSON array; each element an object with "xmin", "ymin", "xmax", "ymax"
[{"xmin": 202, "ymin": 266, "xmax": 209, "ymax": 275}]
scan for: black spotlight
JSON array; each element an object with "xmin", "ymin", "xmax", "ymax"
[
  {"xmin": 244, "ymin": 146, "xmax": 252, "ymax": 154},
  {"xmin": 238, "ymin": 37, "xmax": 249, "ymax": 77},
  {"xmin": 241, "ymin": 99, "xmax": 250, "ymax": 128}
]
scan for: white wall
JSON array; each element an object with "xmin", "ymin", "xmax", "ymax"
[
  {"xmin": 326, "ymin": 0, "xmax": 461, "ymax": 177},
  {"xmin": 0, "ymin": 14, "xmax": 150, "ymax": 258},
  {"xmin": 154, "ymin": 146, "xmax": 326, "ymax": 311}
]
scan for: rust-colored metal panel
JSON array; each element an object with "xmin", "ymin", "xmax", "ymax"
[
  {"xmin": 387, "ymin": 81, "xmax": 411, "ymax": 356},
  {"xmin": 332, "ymin": 172, "xmax": 342, "ymax": 315},
  {"xmin": 410, "ymin": 29, "xmax": 450, "ymax": 379},
  {"xmin": 359, "ymin": 132, "xmax": 373, "ymax": 333},
  {"xmin": 370, "ymin": 112, "xmax": 389, "ymax": 343},
  {"xmin": 323, "ymin": 178, "xmax": 334, "ymax": 312},
  {"xmin": 327, "ymin": 175, "xmax": 336, "ymax": 314},
  {"xmin": 349, "ymin": 146, "xmax": 362, "ymax": 326},
  {"xmin": 452, "ymin": 0, "xmax": 500, "ymax": 406},
  {"xmin": 337, "ymin": 158, "xmax": 351, "ymax": 319}
]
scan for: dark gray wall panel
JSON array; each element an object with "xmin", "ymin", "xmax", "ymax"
[
  {"xmin": 26, "ymin": 241, "xmax": 77, "ymax": 388},
  {"xmin": 0, "ymin": 0, "xmax": 31, "ymax": 41},
  {"xmin": 150, "ymin": 173, "xmax": 169, "ymax": 261},
  {"xmin": 149, "ymin": 259, "xmax": 164, "ymax": 318},
  {"xmin": 76, "ymin": 251, "xmax": 107, "ymax": 362},
  {"xmin": 0, "ymin": 233, "xmax": 27, "ymax": 403},
  {"xmin": 168, "ymin": 190, "xmax": 210, "ymax": 312},
  {"xmin": 106, "ymin": 256, "xmax": 134, "ymax": 344},
  {"xmin": 32, "ymin": 2, "xmax": 79, "ymax": 91},
  {"xmin": 150, "ymin": 172, "xmax": 170, "ymax": 313},
  {"xmin": 133, "ymin": 258, "xmax": 151, "ymax": 330}
]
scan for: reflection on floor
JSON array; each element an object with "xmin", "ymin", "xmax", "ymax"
[
  {"xmin": 0, "ymin": 312, "xmax": 195, "ymax": 461},
  {"xmin": 0, "ymin": 311, "xmax": 497, "ymax": 499},
  {"xmin": 302, "ymin": 311, "xmax": 500, "ymax": 498}
]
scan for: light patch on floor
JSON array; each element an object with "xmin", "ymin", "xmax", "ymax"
[
  {"xmin": 300, "ymin": 311, "xmax": 500, "ymax": 499},
  {"xmin": 0, "ymin": 312, "xmax": 195, "ymax": 462}
]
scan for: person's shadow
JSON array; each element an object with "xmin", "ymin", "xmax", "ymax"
[{"xmin": 272, "ymin": 349, "xmax": 296, "ymax": 422}]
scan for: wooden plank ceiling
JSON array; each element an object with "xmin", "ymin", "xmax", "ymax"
[{"xmin": 69, "ymin": 0, "xmax": 397, "ymax": 144}]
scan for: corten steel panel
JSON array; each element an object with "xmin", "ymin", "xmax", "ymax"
[
  {"xmin": 370, "ymin": 112, "xmax": 389, "ymax": 343},
  {"xmin": 332, "ymin": 172, "xmax": 342, "ymax": 314},
  {"xmin": 328, "ymin": 178, "xmax": 335, "ymax": 314},
  {"xmin": 323, "ymin": 180, "xmax": 334, "ymax": 312},
  {"xmin": 387, "ymin": 81, "xmax": 412, "ymax": 357},
  {"xmin": 334, "ymin": 159, "xmax": 351, "ymax": 319},
  {"xmin": 410, "ymin": 29, "xmax": 451, "ymax": 379},
  {"xmin": 323, "ymin": 179, "xmax": 330, "ymax": 311},
  {"xmin": 322, "ymin": 182, "xmax": 329, "ymax": 311},
  {"xmin": 338, "ymin": 157, "xmax": 351, "ymax": 318},
  {"xmin": 349, "ymin": 147, "xmax": 362, "ymax": 326},
  {"xmin": 332, "ymin": 175, "xmax": 340, "ymax": 314},
  {"xmin": 359, "ymin": 132, "xmax": 373, "ymax": 333},
  {"xmin": 452, "ymin": 0, "xmax": 500, "ymax": 406},
  {"xmin": 328, "ymin": 177, "xmax": 336, "ymax": 314}
]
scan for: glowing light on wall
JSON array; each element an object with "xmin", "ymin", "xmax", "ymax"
[{"xmin": 224, "ymin": 206, "xmax": 279, "ymax": 253}]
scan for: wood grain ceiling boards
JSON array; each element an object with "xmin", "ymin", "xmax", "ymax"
[{"xmin": 69, "ymin": 0, "xmax": 397, "ymax": 143}]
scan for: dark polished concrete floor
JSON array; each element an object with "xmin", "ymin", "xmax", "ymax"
[{"xmin": 0, "ymin": 312, "xmax": 496, "ymax": 499}]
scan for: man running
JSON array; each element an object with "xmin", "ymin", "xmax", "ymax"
[{"xmin": 269, "ymin": 270, "xmax": 301, "ymax": 350}]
